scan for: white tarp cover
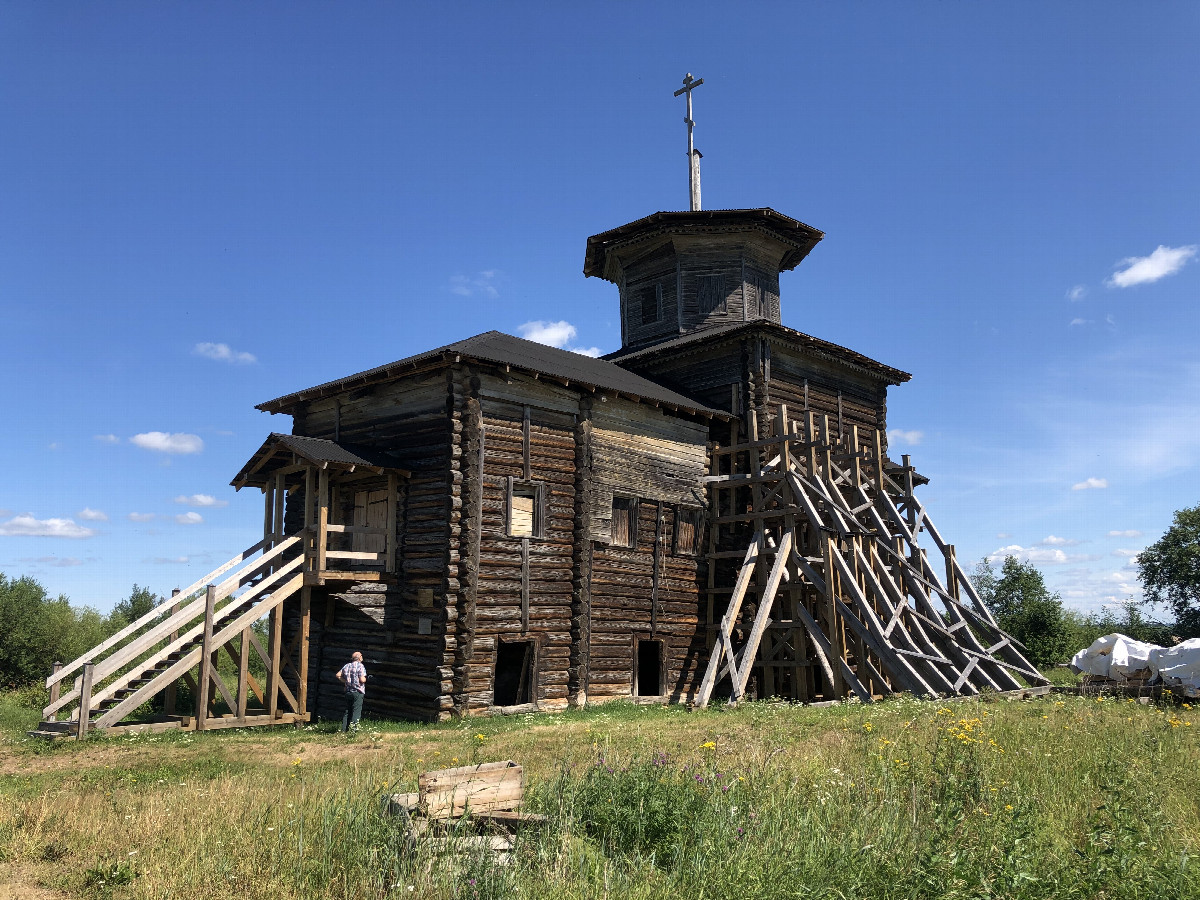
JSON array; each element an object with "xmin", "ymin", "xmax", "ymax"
[{"xmin": 1070, "ymin": 633, "xmax": 1200, "ymax": 697}]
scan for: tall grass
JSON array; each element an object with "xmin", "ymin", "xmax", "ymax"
[{"xmin": 0, "ymin": 693, "xmax": 1197, "ymax": 899}]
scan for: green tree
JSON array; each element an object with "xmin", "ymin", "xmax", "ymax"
[
  {"xmin": 1137, "ymin": 504, "xmax": 1200, "ymax": 638},
  {"xmin": 972, "ymin": 556, "xmax": 1070, "ymax": 666},
  {"xmin": 0, "ymin": 573, "xmax": 109, "ymax": 688},
  {"xmin": 110, "ymin": 583, "xmax": 160, "ymax": 629}
]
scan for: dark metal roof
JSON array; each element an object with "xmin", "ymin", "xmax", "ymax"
[
  {"xmin": 232, "ymin": 433, "xmax": 412, "ymax": 489},
  {"xmin": 257, "ymin": 331, "xmax": 728, "ymax": 418},
  {"xmin": 607, "ymin": 320, "xmax": 911, "ymax": 385},
  {"xmin": 583, "ymin": 208, "xmax": 824, "ymax": 281}
]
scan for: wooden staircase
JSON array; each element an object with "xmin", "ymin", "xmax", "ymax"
[
  {"xmin": 696, "ymin": 408, "xmax": 1049, "ymax": 708},
  {"xmin": 32, "ymin": 535, "xmax": 313, "ymax": 739}
]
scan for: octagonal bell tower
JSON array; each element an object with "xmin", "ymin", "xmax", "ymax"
[{"xmin": 583, "ymin": 208, "xmax": 824, "ymax": 353}]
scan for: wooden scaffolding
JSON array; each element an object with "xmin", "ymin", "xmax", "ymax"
[{"xmin": 697, "ymin": 405, "xmax": 1048, "ymax": 707}]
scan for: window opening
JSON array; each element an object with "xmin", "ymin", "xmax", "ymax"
[
  {"xmin": 494, "ymin": 640, "xmax": 535, "ymax": 706},
  {"xmin": 674, "ymin": 506, "xmax": 704, "ymax": 556},
  {"xmin": 697, "ymin": 274, "xmax": 726, "ymax": 316},
  {"xmin": 508, "ymin": 480, "xmax": 544, "ymax": 538},
  {"xmin": 640, "ymin": 283, "xmax": 662, "ymax": 326},
  {"xmin": 635, "ymin": 639, "xmax": 663, "ymax": 696},
  {"xmin": 611, "ymin": 496, "xmax": 637, "ymax": 548}
]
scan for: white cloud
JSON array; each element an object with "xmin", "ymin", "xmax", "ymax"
[
  {"xmin": 0, "ymin": 515, "xmax": 96, "ymax": 538},
  {"xmin": 1108, "ymin": 529, "xmax": 1142, "ymax": 538},
  {"xmin": 1066, "ymin": 285, "xmax": 1087, "ymax": 301},
  {"xmin": 128, "ymin": 512, "xmax": 156, "ymax": 522},
  {"xmin": 174, "ymin": 494, "xmax": 227, "ymax": 508},
  {"xmin": 517, "ymin": 320, "xmax": 604, "ymax": 357},
  {"xmin": 94, "ymin": 434, "xmax": 120, "ymax": 444},
  {"xmin": 78, "ymin": 508, "xmax": 108, "ymax": 521},
  {"xmin": 988, "ymin": 544, "xmax": 1069, "ymax": 565},
  {"xmin": 1107, "ymin": 244, "xmax": 1197, "ymax": 288},
  {"xmin": 1038, "ymin": 535, "xmax": 1079, "ymax": 547},
  {"xmin": 193, "ymin": 342, "xmax": 257, "ymax": 365},
  {"xmin": 450, "ymin": 271, "xmax": 500, "ymax": 298},
  {"xmin": 887, "ymin": 429, "xmax": 924, "ymax": 446},
  {"xmin": 1071, "ymin": 477, "xmax": 1108, "ymax": 491},
  {"xmin": 519, "ymin": 320, "xmax": 576, "ymax": 347},
  {"xmin": 150, "ymin": 556, "xmax": 189, "ymax": 565},
  {"xmin": 175, "ymin": 512, "xmax": 203, "ymax": 525},
  {"xmin": 130, "ymin": 432, "xmax": 204, "ymax": 454},
  {"xmin": 20, "ymin": 556, "xmax": 85, "ymax": 567},
  {"xmin": 996, "ymin": 532, "xmax": 1011, "ymax": 540},
  {"xmin": 1112, "ymin": 548, "xmax": 1141, "ymax": 558},
  {"xmin": 1069, "ymin": 318, "xmax": 1089, "ymax": 327}
]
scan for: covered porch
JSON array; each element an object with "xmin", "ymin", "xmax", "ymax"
[{"xmin": 232, "ymin": 433, "xmax": 411, "ymax": 585}]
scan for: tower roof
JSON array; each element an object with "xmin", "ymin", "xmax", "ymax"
[{"xmin": 583, "ymin": 208, "xmax": 823, "ymax": 282}]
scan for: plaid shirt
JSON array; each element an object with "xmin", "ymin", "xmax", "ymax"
[{"xmin": 339, "ymin": 660, "xmax": 367, "ymax": 695}]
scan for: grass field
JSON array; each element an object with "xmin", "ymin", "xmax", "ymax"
[{"xmin": 1, "ymin": 688, "xmax": 1197, "ymax": 900}]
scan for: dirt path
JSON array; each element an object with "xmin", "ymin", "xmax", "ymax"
[{"xmin": 0, "ymin": 867, "xmax": 70, "ymax": 900}]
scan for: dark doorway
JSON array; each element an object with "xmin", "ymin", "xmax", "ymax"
[
  {"xmin": 635, "ymin": 639, "xmax": 663, "ymax": 696},
  {"xmin": 493, "ymin": 640, "xmax": 535, "ymax": 707}
]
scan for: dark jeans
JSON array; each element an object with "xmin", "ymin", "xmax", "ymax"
[{"xmin": 341, "ymin": 690, "xmax": 364, "ymax": 731}]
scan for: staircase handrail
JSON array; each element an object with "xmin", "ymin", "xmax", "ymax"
[
  {"xmin": 42, "ymin": 536, "xmax": 300, "ymax": 720},
  {"xmin": 47, "ymin": 535, "xmax": 276, "ymax": 691},
  {"xmin": 83, "ymin": 554, "xmax": 307, "ymax": 713},
  {"xmin": 90, "ymin": 568, "xmax": 306, "ymax": 731}
]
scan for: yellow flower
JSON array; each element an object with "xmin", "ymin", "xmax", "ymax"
[
  {"xmin": 862, "ymin": 722, "xmax": 873, "ymax": 732},
  {"xmin": 1005, "ymin": 804, "xmax": 1014, "ymax": 811},
  {"xmin": 701, "ymin": 741, "xmax": 716, "ymax": 750},
  {"xmin": 475, "ymin": 733, "xmax": 487, "ymax": 741},
  {"xmin": 451, "ymin": 757, "xmax": 459, "ymax": 763}
]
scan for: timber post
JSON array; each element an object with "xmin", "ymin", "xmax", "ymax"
[
  {"xmin": 76, "ymin": 663, "xmax": 94, "ymax": 740},
  {"xmin": 47, "ymin": 662, "xmax": 62, "ymax": 722},
  {"xmin": 163, "ymin": 588, "xmax": 181, "ymax": 718},
  {"xmin": 195, "ymin": 585, "xmax": 216, "ymax": 731}
]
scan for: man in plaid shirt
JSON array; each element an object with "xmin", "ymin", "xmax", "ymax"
[{"xmin": 336, "ymin": 651, "xmax": 367, "ymax": 731}]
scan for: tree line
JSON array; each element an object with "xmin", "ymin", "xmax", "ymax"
[
  {"xmin": 0, "ymin": 577, "xmax": 160, "ymax": 691},
  {"xmin": 1, "ymin": 503, "xmax": 1198, "ymax": 686}
]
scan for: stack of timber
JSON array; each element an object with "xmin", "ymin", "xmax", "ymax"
[
  {"xmin": 386, "ymin": 760, "xmax": 547, "ymax": 859},
  {"xmin": 697, "ymin": 406, "xmax": 1049, "ymax": 707}
]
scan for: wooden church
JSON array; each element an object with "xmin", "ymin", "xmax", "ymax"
[{"xmin": 36, "ymin": 79, "xmax": 1044, "ymax": 738}]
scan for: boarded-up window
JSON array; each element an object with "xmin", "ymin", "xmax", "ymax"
[
  {"xmin": 674, "ymin": 506, "xmax": 704, "ymax": 556},
  {"xmin": 611, "ymin": 496, "xmax": 637, "ymax": 548},
  {"xmin": 351, "ymin": 489, "xmax": 388, "ymax": 562},
  {"xmin": 507, "ymin": 479, "xmax": 544, "ymax": 538},
  {"xmin": 640, "ymin": 283, "xmax": 662, "ymax": 326},
  {"xmin": 697, "ymin": 274, "xmax": 726, "ymax": 316}
]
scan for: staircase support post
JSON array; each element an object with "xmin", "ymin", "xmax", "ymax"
[
  {"xmin": 163, "ymin": 589, "xmax": 181, "ymax": 718},
  {"xmin": 196, "ymin": 585, "xmax": 216, "ymax": 731},
  {"xmin": 76, "ymin": 663, "xmax": 94, "ymax": 740},
  {"xmin": 48, "ymin": 662, "xmax": 62, "ymax": 722},
  {"xmin": 267, "ymin": 602, "xmax": 283, "ymax": 719},
  {"xmin": 296, "ymin": 587, "xmax": 312, "ymax": 724}
]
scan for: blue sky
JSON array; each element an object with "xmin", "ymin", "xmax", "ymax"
[{"xmin": 1, "ymin": 3, "xmax": 1197, "ymax": 616}]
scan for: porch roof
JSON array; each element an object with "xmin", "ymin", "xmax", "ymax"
[{"xmin": 232, "ymin": 433, "xmax": 412, "ymax": 489}]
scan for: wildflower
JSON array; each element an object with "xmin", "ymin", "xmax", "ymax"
[
  {"xmin": 701, "ymin": 741, "xmax": 716, "ymax": 750},
  {"xmin": 292, "ymin": 758, "xmax": 302, "ymax": 766},
  {"xmin": 862, "ymin": 722, "xmax": 873, "ymax": 732},
  {"xmin": 452, "ymin": 757, "xmax": 459, "ymax": 764},
  {"xmin": 475, "ymin": 733, "xmax": 487, "ymax": 741},
  {"xmin": 1005, "ymin": 804, "xmax": 1014, "ymax": 811}
]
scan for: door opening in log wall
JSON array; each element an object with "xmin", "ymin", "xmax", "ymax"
[
  {"xmin": 494, "ymin": 640, "xmax": 536, "ymax": 707},
  {"xmin": 635, "ymin": 638, "xmax": 664, "ymax": 697}
]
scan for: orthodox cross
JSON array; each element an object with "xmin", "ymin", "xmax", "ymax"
[{"xmin": 674, "ymin": 73, "xmax": 704, "ymax": 211}]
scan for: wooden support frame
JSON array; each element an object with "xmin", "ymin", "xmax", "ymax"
[{"xmin": 699, "ymin": 403, "xmax": 1047, "ymax": 709}]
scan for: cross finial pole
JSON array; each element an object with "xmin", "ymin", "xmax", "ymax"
[{"xmin": 674, "ymin": 73, "xmax": 704, "ymax": 211}]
